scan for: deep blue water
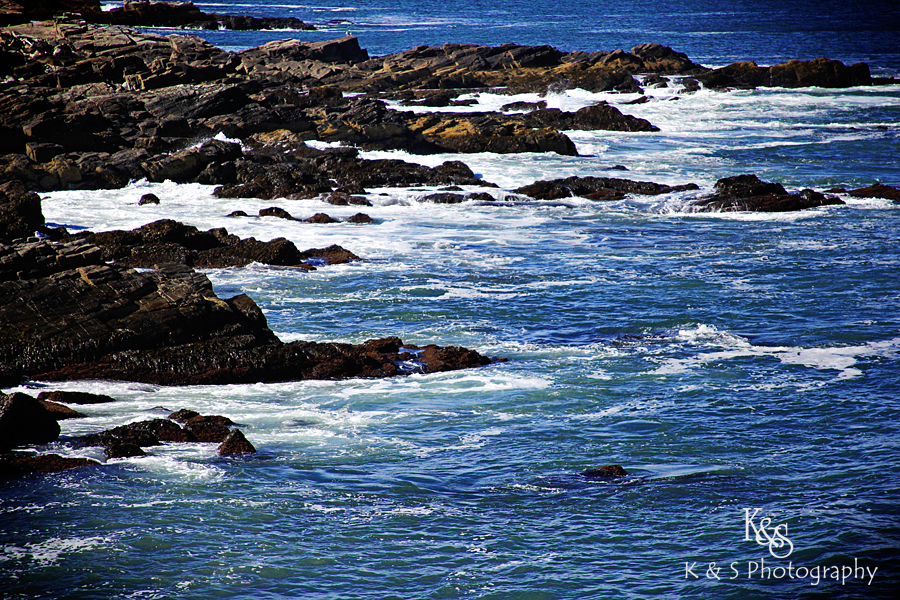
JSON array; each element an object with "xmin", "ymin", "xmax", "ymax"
[{"xmin": 3, "ymin": 1, "xmax": 900, "ymax": 599}]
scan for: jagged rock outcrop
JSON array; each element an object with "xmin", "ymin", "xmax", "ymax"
[
  {"xmin": 77, "ymin": 218, "xmax": 361, "ymax": 269},
  {"xmin": 0, "ymin": 236, "xmax": 495, "ymax": 386},
  {"xmin": 688, "ymin": 174, "xmax": 845, "ymax": 212}
]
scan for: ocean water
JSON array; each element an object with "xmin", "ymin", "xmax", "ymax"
[{"xmin": 3, "ymin": 1, "xmax": 900, "ymax": 598}]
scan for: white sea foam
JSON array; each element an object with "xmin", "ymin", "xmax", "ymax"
[
  {"xmin": 0, "ymin": 536, "xmax": 110, "ymax": 566},
  {"xmin": 651, "ymin": 326, "xmax": 900, "ymax": 382}
]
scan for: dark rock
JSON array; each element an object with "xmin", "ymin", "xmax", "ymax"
[
  {"xmin": 0, "ymin": 183, "xmax": 45, "ymax": 241},
  {"xmin": 104, "ymin": 441, "xmax": 146, "ymax": 459},
  {"xmin": 698, "ymin": 58, "xmax": 871, "ymax": 90},
  {"xmin": 0, "ymin": 1, "xmax": 101, "ymax": 27},
  {"xmin": 37, "ymin": 390, "xmax": 116, "ymax": 404},
  {"xmin": 769, "ymin": 58, "xmax": 871, "ymax": 88},
  {"xmin": 325, "ymin": 192, "xmax": 371, "ymax": 206},
  {"xmin": 525, "ymin": 103, "xmax": 658, "ymax": 132},
  {"xmin": 500, "ymin": 100, "xmax": 548, "ymax": 112},
  {"xmin": 304, "ymin": 213, "xmax": 339, "ymax": 224},
  {"xmin": 139, "ymin": 193, "xmax": 161, "ymax": 205},
  {"xmin": 0, "ymin": 392, "xmax": 61, "ymax": 449},
  {"xmin": 80, "ymin": 427, "xmax": 160, "ymax": 448},
  {"xmin": 217, "ymin": 428, "xmax": 256, "ymax": 455},
  {"xmin": 81, "ymin": 219, "xmax": 345, "ymax": 269},
  {"xmin": 298, "ymin": 244, "xmax": 361, "ymax": 265},
  {"xmin": 847, "ymin": 183, "xmax": 900, "ymax": 200},
  {"xmin": 689, "ymin": 174, "xmax": 846, "ymax": 212},
  {"xmin": 85, "ymin": 418, "xmax": 197, "ymax": 446},
  {"xmin": 26, "ymin": 142, "xmax": 66, "ymax": 163},
  {"xmin": 418, "ymin": 192, "xmax": 466, "ymax": 204},
  {"xmin": 407, "ymin": 113, "xmax": 578, "ymax": 155},
  {"xmin": 259, "ymin": 206, "xmax": 296, "ymax": 220},
  {"xmin": 466, "ymin": 192, "xmax": 496, "ymax": 201},
  {"xmin": 347, "ymin": 213, "xmax": 373, "ymax": 223},
  {"xmin": 515, "ymin": 176, "xmax": 697, "ymax": 200},
  {"xmin": 186, "ymin": 414, "xmax": 233, "ymax": 426},
  {"xmin": 167, "ymin": 408, "xmax": 200, "ymax": 422},
  {"xmin": 0, "ymin": 453, "xmax": 99, "ymax": 477},
  {"xmin": 92, "ymin": 1, "xmax": 316, "ymax": 31},
  {"xmin": 414, "ymin": 344, "xmax": 493, "ymax": 373},
  {"xmin": 1, "ymin": 237, "xmax": 492, "ymax": 385},
  {"xmin": 184, "ymin": 419, "xmax": 231, "ymax": 442},
  {"xmin": 226, "ymin": 210, "xmax": 249, "ymax": 217},
  {"xmin": 580, "ymin": 464, "xmax": 628, "ymax": 478},
  {"xmin": 38, "ymin": 400, "xmax": 87, "ymax": 420}
]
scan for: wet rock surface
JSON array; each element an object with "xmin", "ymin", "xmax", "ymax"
[
  {"xmin": 580, "ymin": 464, "xmax": 629, "ymax": 478},
  {"xmin": 0, "ymin": 233, "xmax": 495, "ymax": 387},
  {"xmin": 516, "ymin": 176, "xmax": 699, "ymax": 201},
  {"xmin": 76, "ymin": 218, "xmax": 361, "ymax": 269},
  {"xmin": 0, "ymin": 453, "xmax": 99, "ymax": 476},
  {"xmin": 688, "ymin": 174, "xmax": 845, "ymax": 213}
]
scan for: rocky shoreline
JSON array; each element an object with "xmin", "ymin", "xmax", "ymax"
[{"xmin": 2, "ymin": 5, "xmax": 899, "ymax": 475}]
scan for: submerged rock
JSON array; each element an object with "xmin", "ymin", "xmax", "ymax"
[{"xmin": 580, "ymin": 464, "xmax": 628, "ymax": 478}]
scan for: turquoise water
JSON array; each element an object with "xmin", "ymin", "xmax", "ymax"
[{"xmin": 3, "ymin": 1, "xmax": 900, "ymax": 598}]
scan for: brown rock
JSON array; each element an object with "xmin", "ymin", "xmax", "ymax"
[
  {"xmin": 347, "ymin": 213, "xmax": 373, "ymax": 223},
  {"xmin": 689, "ymin": 174, "xmax": 846, "ymax": 212},
  {"xmin": 847, "ymin": 183, "xmax": 900, "ymax": 200},
  {"xmin": 217, "ymin": 428, "xmax": 256, "ymax": 455},
  {"xmin": 259, "ymin": 206, "xmax": 296, "ymax": 220},
  {"xmin": 186, "ymin": 414, "xmax": 234, "ymax": 426},
  {"xmin": 104, "ymin": 441, "xmax": 146, "ymax": 459},
  {"xmin": 167, "ymin": 408, "xmax": 201, "ymax": 422},
  {"xmin": 37, "ymin": 390, "xmax": 116, "ymax": 404},
  {"xmin": 0, "ymin": 453, "xmax": 99, "ymax": 477},
  {"xmin": 184, "ymin": 419, "xmax": 231, "ymax": 442},
  {"xmin": 580, "ymin": 464, "xmax": 628, "ymax": 478},
  {"xmin": 305, "ymin": 213, "xmax": 339, "ymax": 224},
  {"xmin": 38, "ymin": 400, "xmax": 87, "ymax": 420}
]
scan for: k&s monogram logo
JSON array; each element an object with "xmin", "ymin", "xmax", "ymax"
[{"xmin": 744, "ymin": 508, "xmax": 793, "ymax": 558}]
